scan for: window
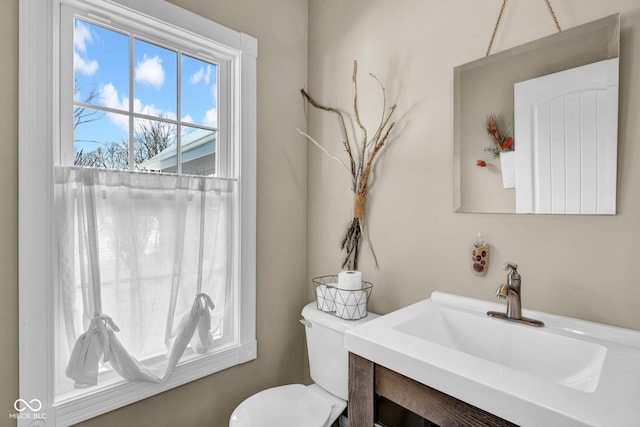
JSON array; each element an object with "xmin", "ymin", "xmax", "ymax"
[
  {"xmin": 68, "ymin": 16, "xmax": 221, "ymax": 176},
  {"xmin": 19, "ymin": 1, "xmax": 256, "ymax": 425}
]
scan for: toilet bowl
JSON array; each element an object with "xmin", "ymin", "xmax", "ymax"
[
  {"xmin": 229, "ymin": 383, "xmax": 344, "ymax": 427},
  {"xmin": 229, "ymin": 302, "xmax": 378, "ymax": 427}
]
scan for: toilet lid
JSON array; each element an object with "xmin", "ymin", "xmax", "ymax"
[{"xmin": 229, "ymin": 384, "xmax": 333, "ymax": 427}]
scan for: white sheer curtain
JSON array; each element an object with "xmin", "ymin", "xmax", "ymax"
[{"xmin": 54, "ymin": 166, "xmax": 234, "ymax": 388}]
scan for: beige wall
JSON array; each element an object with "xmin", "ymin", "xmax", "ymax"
[
  {"xmin": 1, "ymin": 0, "xmax": 308, "ymax": 425},
  {"xmin": 307, "ymin": 0, "xmax": 640, "ymax": 331},
  {"xmin": 0, "ymin": 0, "xmax": 19, "ymax": 425}
]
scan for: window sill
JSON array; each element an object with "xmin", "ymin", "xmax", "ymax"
[{"xmin": 54, "ymin": 340, "xmax": 256, "ymax": 426}]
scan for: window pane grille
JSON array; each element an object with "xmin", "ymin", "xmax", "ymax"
[{"xmin": 72, "ymin": 18, "xmax": 219, "ymax": 175}]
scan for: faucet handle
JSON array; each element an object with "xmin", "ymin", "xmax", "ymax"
[
  {"xmin": 496, "ymin": 283, "xmax": 509, "ymax": 298},
  {"xmin": 503, "ymin": 262, "xmax": 518, "ymax": 271},
  {"xmin": 503, "ymin": 263, "xmax": 521, "ymax": 288}
]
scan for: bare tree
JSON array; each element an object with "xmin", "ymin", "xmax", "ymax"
[
  {"xmin": 74, "ymin": 142, "xmax": 127, "ymax": 169},
  {"xmin": 73, "ymin": 78, "xmax": 104, "ymax": 130},
  {"xmin": 75, "ymin": 117, "xmax": 176, "ymax": 170},
  {"xmin": 133, "ymin": 119, "xmax": 176, "ymax": 166}
]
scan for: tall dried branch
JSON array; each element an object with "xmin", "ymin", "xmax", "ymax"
[
  {"xmin": 360, "ymin": 120, "xmax": 396, "ymax": 194},
  {"xmin": 301, "ymin": 89, "xmax": 357, "ymax": 186},
  {"xmin": 296, "ymin": 128, "xmax": 351, "ymax": 174},
  {"xmin": 366, "ymin": 73, "xmax": 388, "ymax": 150},
  {"xmin": 300, "ymin": 61, "xmax": 398, "ymax": 270},
  {"xmin": 341, "ymin": 217, "xmax": 361, "ymax": 269},
  {"xmin": 352, "ymin": 61, "xmax": 368, "ymax": 190}
]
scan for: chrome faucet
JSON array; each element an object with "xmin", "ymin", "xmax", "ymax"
[
  {"xmin": 498, "ymin": 263, "xmax": 522, "ymax": 319},
  {"xmin": 487, "ymin": 263, "xmax": 544, "ymax": 327}
]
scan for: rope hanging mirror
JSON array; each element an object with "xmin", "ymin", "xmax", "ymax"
[{"xmin": 486, "ymin": 0, "xmax": 562, "ymax": 57}]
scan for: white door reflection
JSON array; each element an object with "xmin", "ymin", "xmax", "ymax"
[{"xmin": 514, "ymin": 58, "xmax": 618, "ymax": 214}]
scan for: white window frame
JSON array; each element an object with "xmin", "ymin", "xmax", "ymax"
[{"xmin": 18, "ymin": 1, "xmax": 257, "ymax": 425}]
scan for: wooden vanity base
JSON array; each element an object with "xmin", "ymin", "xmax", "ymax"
[{"xmin": 348, "ymin": 353, "xmax": 518, "ymax": 427}]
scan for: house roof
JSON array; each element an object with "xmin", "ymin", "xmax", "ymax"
[{"xmin": 139, "ymin": 128, "xmax": 216, "ymax": 172}]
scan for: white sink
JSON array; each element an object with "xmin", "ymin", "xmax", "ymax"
[
  {"xmin": 344, "ymin": 291, "xmax": 640, "ymax": 426},
  {"xmin": 394, "ymin": 305, "xmax": 607, "ymax": 392}
]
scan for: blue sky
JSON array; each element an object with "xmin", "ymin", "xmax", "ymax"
[{"xmin": 74, "ymin": 18, "xmax": 218, "ymax": 154}]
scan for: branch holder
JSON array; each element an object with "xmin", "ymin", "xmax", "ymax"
[{"xmin": 312, "ymin": 275, "xmax": 373, "ymax": 320}]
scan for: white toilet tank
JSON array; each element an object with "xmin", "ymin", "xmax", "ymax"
[{"xmin": 301, "ymin": 302, "xmax": 379, "ymax": 401}]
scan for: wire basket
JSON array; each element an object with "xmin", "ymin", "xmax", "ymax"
[{"xmin": 312, "ymin": 275, "xmax": 373, "ymax": 320}]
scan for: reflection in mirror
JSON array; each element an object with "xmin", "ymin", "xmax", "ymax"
[
  {"xmin": 454, "ymin": 14, "xmax": 620, "ymax": 214},
  {"xmin": 514, "ymin": 58, "xmax": 618, "ymax": 214}
]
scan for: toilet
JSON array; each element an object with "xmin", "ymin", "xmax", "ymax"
[{"xmin": 229, "ymin": 301, "xmax": 379, "ymax": 427}]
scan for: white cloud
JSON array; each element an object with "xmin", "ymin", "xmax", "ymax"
[
  {"xmin": 135, "ymin": 55, "xmax": 165, "ymax": 89},
  {"xmin": 189, "ymin": 64, "xmax": 213, "ymax": 85},
  {"xmin": 204, "ymin": 107, "xmax": 217, "ymax": 127},
  {"xmin": 99, "ymin": 83, "xmax": 126, "ymax": 110},
  {"xmin": 134, "ymin": 99, "xmax": 162, "ymax": 117},
  {"xmin": 74, "ymin": 21, "xmax": 92, "ymax": 53},
  {"xmin": 74, "ymin": 51, "xmax": 99, "ymax": 76},
  {"xmin": 182, "ymin": 113, "xmax": 194, "ymax": 123},
  {"xmin": 204, "ymin": 65, "xmax": 212, "ymax": 85},
  {"xmin": 162, "ymin": 111, "xmax": 177, "ymax": 121},
  {"xmin": 210, "ymin": 80, "xmax": 217, "ymax": 98},
  {"xmin": 73, "ymin": 21, "xmax": 99, "ymax": 76},
  {"xmin": 189, "ymin": 67, "xmax": 204, "ymax": 85},
  {"xmin": 99, "ymin": 83, "xmax": 129, "ymax": 130}
]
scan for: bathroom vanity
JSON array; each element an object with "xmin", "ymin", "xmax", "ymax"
[
  {"xmin": 348, "ymin": 353, "xmax": 515, "ymax": 426},
  {"xmin": 344, "ymin": 292, "xmax": 640, "ymax": 426}
]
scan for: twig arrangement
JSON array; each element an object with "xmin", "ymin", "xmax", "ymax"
[{"xmin": 298, "ymin": 60, "xmax": 397, "ymax": 270}]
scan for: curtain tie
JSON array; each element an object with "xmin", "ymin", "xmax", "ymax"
[
  {"xmin": 95, "ymin": 314, "xmax": 120, "ymax": 332},
  {"xmin": 195, "ymin": 293, "xmax": 215, "ymax": 311},
  {"xmin": 93, "ymin": 314, "xmax": 120, "ymax": 362},
  {"xmin": 66, "ymin": 313, "xmax": 120, "ymax": 387},
  {"xmin": 194, "ymin": 293, "xmax": 215, "ymax": 353}
]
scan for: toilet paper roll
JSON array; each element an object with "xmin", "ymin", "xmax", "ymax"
[
  {"xmin": 325, "ymin": 284, "xmax": 337, "ymax": 311},
  {"xmin": 316, "ymin": 284, "xmax": 336, "ymax": 312},
  {"xmin": 316, "ymin": 285, "xmax": 329, "ymax": 312},
  {"xmin": 334, "ymin": 289, "xmax": 367, "ymax": 320},
  {"xmin": 338, "ymin": 270, "xmax": 362, "ymax": 290}
]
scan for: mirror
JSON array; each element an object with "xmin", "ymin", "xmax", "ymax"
[{"xmin": 454, "ymin": 14, "xmax": 620, "ymax": 214}]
